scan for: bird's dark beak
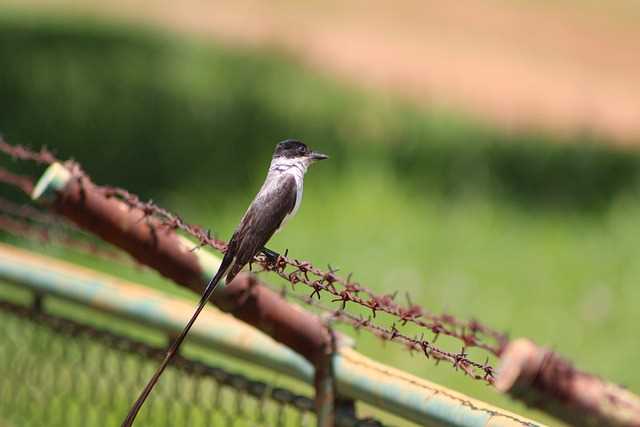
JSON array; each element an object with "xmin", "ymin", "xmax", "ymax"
[{"xmin": 309, "ymin": 151, "xmax": 329, "ymax": 161}]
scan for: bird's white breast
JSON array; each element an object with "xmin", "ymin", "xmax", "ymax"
[
  {"xmin": 290, "ymin": 171, "xmax": 304, "ymax": 218},
  {"xmin": 268, "ymin": 157, "xmax": 308, "ymax": 232}
]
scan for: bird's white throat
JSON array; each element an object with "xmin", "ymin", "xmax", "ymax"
[{"xmin": 269, "ymin": 156, "xmax": 309, "ymax": 175}]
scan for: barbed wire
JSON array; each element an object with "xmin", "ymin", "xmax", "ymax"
[
  {"xmin": 0, "ymin": 138, "xmax": 59, "ymax": 165},
  {"xmin": 94, "ymin": 182, "xmax": 507, "ymax": 353},
  {"xmin": 268, "ymin": 283, "xmax": 495, "ymax": 383},
  {"xmin": 96, "ymin": 184, "xmax": 501, "ymax": 382},
  {"xmin": 0, "ymin": 210, "xmax": 131, "ymax": 264},
  {"xmin": 0, "ymin": 166, "xmax": 35, "ymax": 195},
  {"xmin": 0, "ymin": 137, "xmax": 506, "ymax": 383},
  {"xmin": 0, "ymin": 187, "xmax": 131, "ymax": 265},
  {"xmin": 0, "ymin": 195, "xmax": 67, "ymax": 226}
]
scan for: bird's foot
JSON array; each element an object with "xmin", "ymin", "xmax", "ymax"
[{"xmin": 261, "ymin": 247, "xmax": 280, "ymax": 265}]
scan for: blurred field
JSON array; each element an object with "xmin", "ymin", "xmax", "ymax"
[
  {"xmin": 2, "ymin": 13, "xmax": 639, "ymax": 210},
  {"xmin": 4, "ymin": 0, "xmax": 640, "ymax": 141},
  {"xmin": 1, "ymin": 10, "xmax": 640, "ymax": 426}
]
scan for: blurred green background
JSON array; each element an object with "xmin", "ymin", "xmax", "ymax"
[{"xmin": 1, "ymin": 4, "xmax": 640, "ymax": 426}]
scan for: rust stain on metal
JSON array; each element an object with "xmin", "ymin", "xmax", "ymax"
[
  {"xmin": 314, "ymin": 349, "xmax": 336, "ymax": 427},
  {"xmin": 220, "ymin": 273, "xmax": 331, "ymax": 366},
  {"xmin": 52, "ymin": 175, "xmax": 204, "ymax": 290}
]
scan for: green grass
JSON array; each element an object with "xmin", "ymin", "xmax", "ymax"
[{"xmin": 1, "ymin": 11, "xmax": 640, "ymax": 426}]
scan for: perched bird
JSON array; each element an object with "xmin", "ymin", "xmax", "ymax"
[{"xmin": 122, "ymin": 139, "xmax": 328, "ymax": 426}]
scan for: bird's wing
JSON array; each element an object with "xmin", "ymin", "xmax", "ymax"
[{"xmin": 225, "ymin": 174, "xmax": 298, "ymax": 281}]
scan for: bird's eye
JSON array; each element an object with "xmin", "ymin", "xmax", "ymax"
[{"xmin": 298, "ymin": 146, "xmax": 306, "ymax": 153}]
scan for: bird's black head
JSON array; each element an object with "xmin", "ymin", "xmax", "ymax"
[{"xmin": 273, "ymin": 139, "xmax": 329, "ymax": 161}]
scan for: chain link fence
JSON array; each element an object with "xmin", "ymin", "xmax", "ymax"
[{"xmin": 0, "ymin": 298, "xmax": 385, "ymax": 427}]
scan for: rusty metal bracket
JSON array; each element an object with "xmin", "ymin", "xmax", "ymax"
[{"xmin": 496, "ymin": 339, "xmax": 640, "ymax": 427}]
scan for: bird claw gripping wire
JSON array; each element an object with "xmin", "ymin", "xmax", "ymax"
[{"xmin": 260, "ymin": 247, "xmax": 281, "ymax": 265}]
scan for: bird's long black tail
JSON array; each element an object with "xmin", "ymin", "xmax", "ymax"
[{"xmin": 121, "ymin": 259, "xmax": 231, "ymax": 427}]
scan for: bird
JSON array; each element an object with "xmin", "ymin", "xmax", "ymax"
[{"xmin": 122, "ymin": 139, "xmax": 328, "ymax": 426}]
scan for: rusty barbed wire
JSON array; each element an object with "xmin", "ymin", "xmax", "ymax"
[
  {"xmin": 0, "ymin": 136, "xmax": 59, "ymax": 165},
  {"xmin": 0, "ymin": 166, "xmax": 35, "ymax": 195},
  {"xmin": 0, "ymin": 212, "xmax": 131, "ymax": 264},
  {"xmin": 92, "ymin": 182, "xmax": 507, "ymax": 356},
  {"xmin": 269, "ymin": 283, "xmax": 496, "ymax": 383},
  {"xmin": 0, "ymin": 138, "xmax": 507, "ymax": 382},
  {"xmin": 256, "ymin": 259, "xmax": 506, "ymax": 354},
  {"xmin": 78, "ymin": 183, "xmax": 504, "ymax": 382},
  {"xmin": 0, "ymin": 195, "xmax": 131, "ymax": 264},
  {"xmin": 0, "ymin": 195, "xmax": 64, "ymax": 225},
  {"xmin": 81, "ymin": 189, "xmax": 505, "ymax": 381}
]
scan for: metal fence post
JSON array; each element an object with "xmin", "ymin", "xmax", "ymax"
[{"xmin": 315, "ymin": 349, "xmax": 336, "ymax": 427}]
